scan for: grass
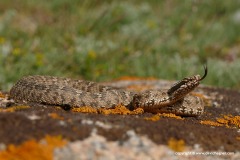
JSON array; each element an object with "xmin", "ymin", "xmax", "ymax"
[{"xmin": 0, "ymin": 0, "xmax": 240, "ymax": 90}]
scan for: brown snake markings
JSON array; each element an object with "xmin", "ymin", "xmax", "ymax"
[{"xmin": 10, "ymin": 66, "xmax": 207, "ymax": 116}]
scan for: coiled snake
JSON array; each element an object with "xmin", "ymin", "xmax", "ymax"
[{"xmin": 10, "ymin": 66, "xmax": 207, "ymax": 116}]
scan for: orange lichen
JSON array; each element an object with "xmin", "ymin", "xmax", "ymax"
[
  {"xmin": 145, "ymin": 113, "xmax": 183, "ymax": 121},
  {"xmin": 0, "ymin": 135, "xmax": 67, "ymax": 160},
  {"xmin": 217, "ymin": 115, "xmax": 240, "ymax": 128},
  {"xmin": 168, "ymin": 138, "xmax": 185, "ymax": 152},
  {"xmin": 144, "ymin": 114, "xmax": 160, "ymax": 121},
  {"xmin": 200, "ymin": 120, "xmax": 224, "ymax": 127},
  {"xmin": 216, "ymin": 117, "xmax": 229, "ymax": 125},
  {"xmin": 71, "ymin": 106, "xmax": 98, "ymax": 113},
  {"xmin": 144, "ymin": 107, "xmax": 186, "ymax": 119},
  {"xmin": 0, "ymin": 105, "xmax": 30, "ymax": 112},
  {"xmin": 71, "ymin": 105, "xmax": 143, "ymax": 115},
  {"xmin": 48, "ymin": 113, "xmax": 64, "ymax": 120},
  {"xmin": 99, "ymin": 105, "xmax": 144, "ymax": 115},
  {"xmin": 159, "ymin": 113, "xmax": 184, "ymax": 120},
  {"xmin": 200, "ymin": 115, "xmax": 240, "ymax": 128}
]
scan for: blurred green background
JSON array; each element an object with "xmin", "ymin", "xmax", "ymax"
[{"xmin": 0, "ymin": 0, "xmax": 240, "ymax": 90}]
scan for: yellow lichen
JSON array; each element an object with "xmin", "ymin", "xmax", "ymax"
[
  {"xmin": 0, "ymin": 135, "xmax": 67, "ymax": 160},
  {"xmin": 168, "ymin": 138, "xmax": 185, "ymax": 152}
]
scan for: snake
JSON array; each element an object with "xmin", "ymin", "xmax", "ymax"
[{"xmin": 9, "ymin": 66, "xmax": 207, "ymax": 116}]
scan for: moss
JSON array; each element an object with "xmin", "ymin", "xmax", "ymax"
[{"xmin": 0, "ymin": 135, "xmax": 67, "ymax": 160}]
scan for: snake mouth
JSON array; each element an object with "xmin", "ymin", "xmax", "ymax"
[{"xmin": 199, "ymin": 65, "xmax": 208, "ymax": 81}]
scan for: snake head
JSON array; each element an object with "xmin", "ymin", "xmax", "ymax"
[{"xmin": 167, "ymin": 65, "xmax": 207, "ymax": 101}]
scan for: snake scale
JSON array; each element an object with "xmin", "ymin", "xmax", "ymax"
[{"xmin": 9, "ymin": 66, "xmax": 207, "ymax": 116}]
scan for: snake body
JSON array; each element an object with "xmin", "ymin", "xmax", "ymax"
[{"xmin": 9, "ymin": 67, "xmax": 207, "ymax": 116}]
